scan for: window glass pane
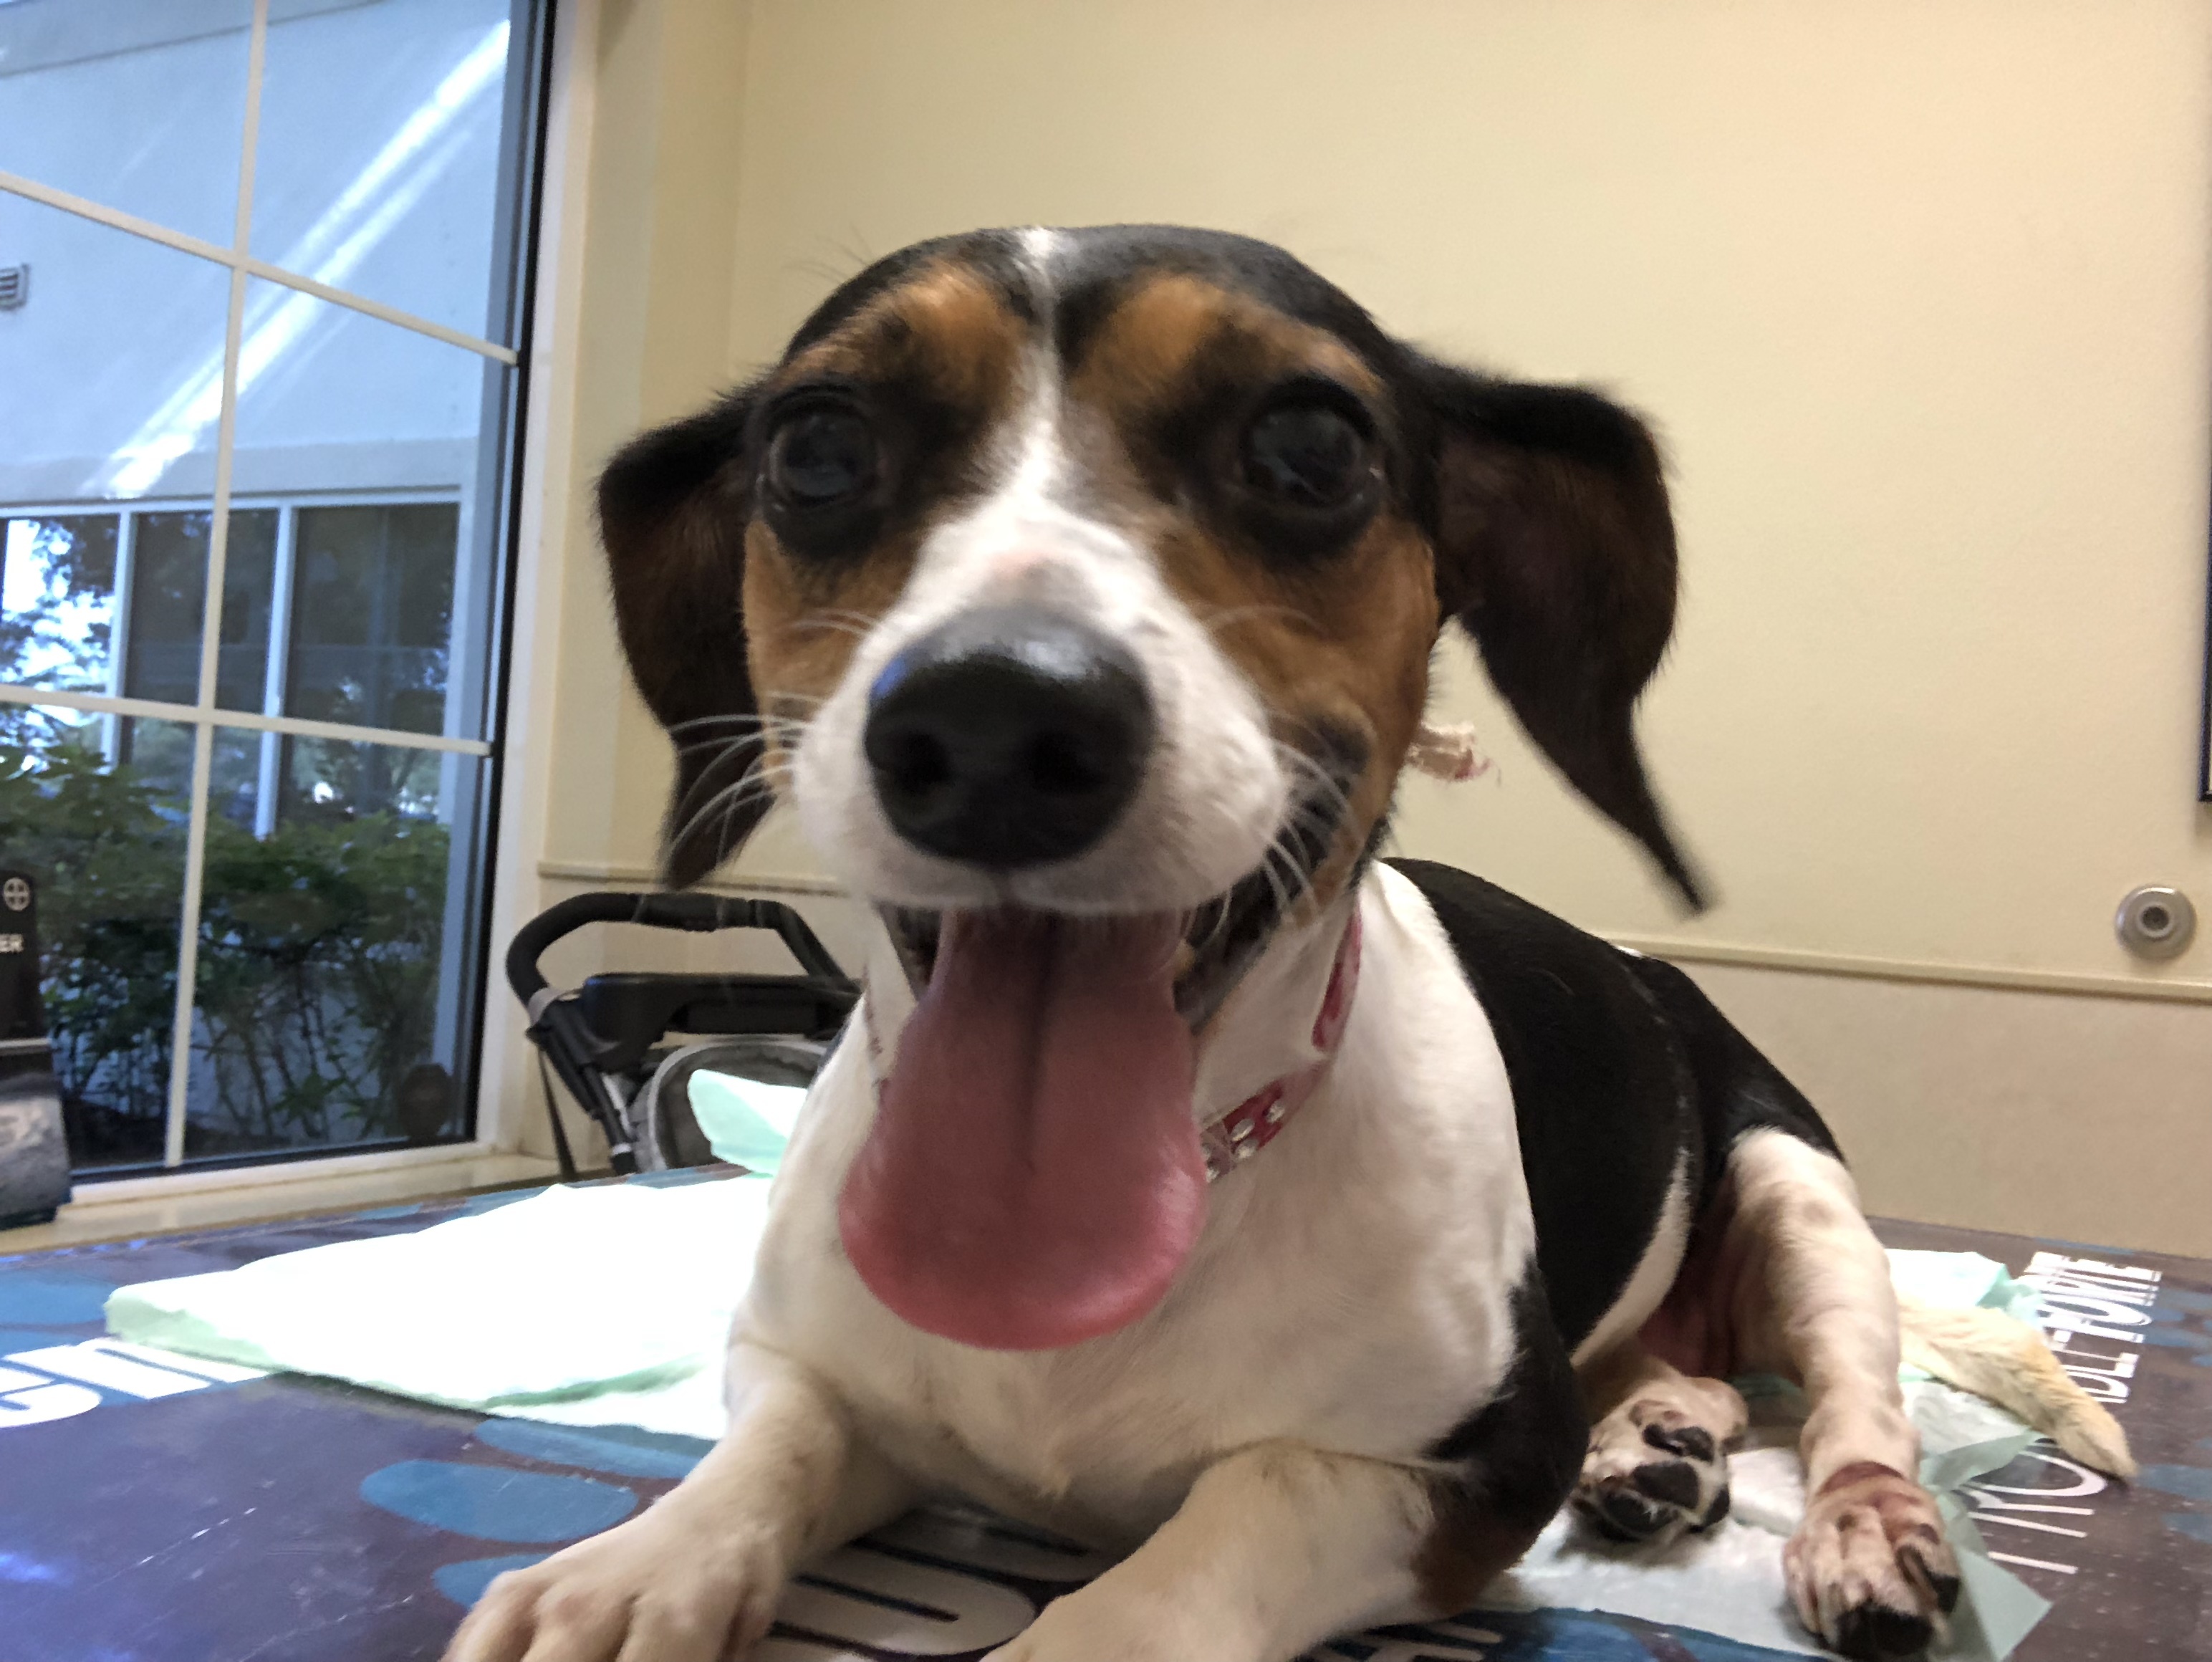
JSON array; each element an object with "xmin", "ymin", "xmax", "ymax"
[
  {"xmin": 118, "ymin": 512, "xmax": 208, "ymax": 706},
  {"xmin": 182, "ymin": 730, "xmax": 478, "ymax": 1160},
  {"xmin": 105, "ymin": 508, "xmax": 277, "ymax": 710},
  {"xmin": 112, "ymin": 714, "xmax": 197, "ymax": 805},
  {"xmin": 0, "ymin": 1, "xmax": 254, "ymax": 247},
  {"xmin": 2, "ymin": 3, "xmax": 542, "ymax": 1181},
  {"xmin": 224, "ymin": 280, "xmax": 499, "ymax": 740},
  {"xmin": 216, "ymin": 508, "xmax": 279, "ymax": 713},
  {"xmin": 0, "ymin": 708, "xmax": 189, "ymax": 1173},
  {"xmin": 0, "ymin": 193, "xmax": 234, "ymax": 505},
  {"xmin": 287, "ymin": 731, "xmax": 450, "ymax": 822},
  {"xmin": 287, "ymin": 503, "xmax": 457, "ymax": 734},
  {"xmin": 249, "ymin": 0, "xmax": 524, "ymax": 342},
  {"xmin": 228, "ymin": 279, "xmax": 496, "ymax": 473},
  {"xmin": 208, "ymin": 722, "xmax": 265, "ymax": 831},
  {"xmin": 0, "ymin": 514, "xmax": 120, "ymax": 694}
]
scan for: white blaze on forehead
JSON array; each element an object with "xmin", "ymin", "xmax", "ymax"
[
  {"xmin": 1004, "ymin": 228, "xmax": 1067, "ymax": 517},
  {"xmin": 918, "ymin": 227, "xmax": 1085, "ymax": 607},
  {"xmin": 996, "ymin": 350, "xmax": 1069, "ymax": 544},
  {"xmin": 1016, "ymin": 224, "xmax": 1064, "ymax": 284}
]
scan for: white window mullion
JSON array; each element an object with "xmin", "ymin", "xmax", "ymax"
[
  {"xmin": 0, "ymin": 683, "xmax": 491, "ymax": 756},
  {"xmin": 160, "ymin": 0, "xmax": 271, "ymax": 1171},
  {"xmin": 162, "ymin": 720, "xmax": 221, "ymax": 1168},
  {"xmin": 0, "ymin": 172, "xmax": 519, "ymax": 369}
]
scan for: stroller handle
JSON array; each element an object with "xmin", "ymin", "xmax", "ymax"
[{"xmin": 506, "ymin": 890, "xmax": 850, "ymax": 1004}]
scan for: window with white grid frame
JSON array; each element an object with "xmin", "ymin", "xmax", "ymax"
[{"xmin": 0, "ymin": 0, "xmax": 549, "ymax": 1173}]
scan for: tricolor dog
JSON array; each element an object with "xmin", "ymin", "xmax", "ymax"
[{"xmin": 450, "ymin": 226, "xmax": 2130, "ymax": 1662}]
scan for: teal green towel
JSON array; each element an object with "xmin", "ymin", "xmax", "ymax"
[
  {"xmin": 106, "ymin": 1177, "xmax": 774, "ymax": 1426},
  {"xmin": 688, "ymin": 1071, "xmax": 807, "ymax": 1174}
]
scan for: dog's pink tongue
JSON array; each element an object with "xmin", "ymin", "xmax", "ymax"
[{"xmin": 839, "ymin": 909, "xmax": 1203, "ymax": 1350}]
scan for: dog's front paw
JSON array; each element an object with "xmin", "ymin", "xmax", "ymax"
[
  {"xmin": 1572, "ymin": 1394, "xmax": 1736, "ymax": 1545},
  {"xmin": 443, "ymin": 1511, "xmax": 781, "ymax": 1662},
  {"xmin": 1785, "ymin": 1461, "xmax": 1961, "ymax": 1661}
]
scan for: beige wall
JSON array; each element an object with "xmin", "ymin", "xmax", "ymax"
[
  {"xmin": 521, "ymin": 0, "xmax": 2212, "ymax": 1252},
  {"xmin": 488, "ymin": 0, "xmax": 759, "ymax": 1166},
  {"xmin": 1681, "ymin": 959, "xmax": 2212, "ymax": 1252}
]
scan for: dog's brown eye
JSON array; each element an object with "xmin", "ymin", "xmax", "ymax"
[
  {"xmin": 769, "ymin": 408, "xmax": 875, "ymax": 507},
  {"xmin": 1241, "ymin": 401, "xmax": 1367, "ymax": 509}
]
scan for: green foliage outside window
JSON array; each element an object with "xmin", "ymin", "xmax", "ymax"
[{"xmin": 0, "ymin": 737, "xmax": 450, "ymax": 1162}]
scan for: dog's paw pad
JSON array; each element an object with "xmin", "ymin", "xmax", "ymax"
[
  {"xmin": 1830, "ymin": 1599, "xmax": 1936, "ymax": 1662},
  {"xmin": 1578, "ymin": 1483, "xmax": 1678, "ymax": 1542},
  {"xmin": 1628, "ymin": 1456, "xmax": 1705, "ymax": 1510},
  {"xmin": 1574, "ymin": 1395, "xmax": 1734, "ymax": 1547}
]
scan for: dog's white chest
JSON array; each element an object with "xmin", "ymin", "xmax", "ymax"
[{"xmin": 740, "ymin": 871, "xmax": 1536, "ymax": 1542}]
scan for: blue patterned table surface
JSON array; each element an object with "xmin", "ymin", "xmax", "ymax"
[{"xmin": 1, "ymin": 1185, "xmax": 2205, "ymax": 1662}]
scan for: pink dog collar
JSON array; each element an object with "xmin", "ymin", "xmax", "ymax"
[{"xmin": 1198, "ymin": 908, "xmax": 1362, "ymax": 1182}]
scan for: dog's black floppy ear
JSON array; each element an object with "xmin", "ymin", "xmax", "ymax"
[
  {"xmin": 1420, "ymin": 362, "xmax": 1706, "ymax": 908},
  {"xmin": 599, "ymin": 385, "xmax": 764, "ymax": 889}
]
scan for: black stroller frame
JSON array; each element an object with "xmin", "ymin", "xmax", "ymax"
[{"xmin": 506, "ymin": 892, "xmax": 859, "ymax": 1178}]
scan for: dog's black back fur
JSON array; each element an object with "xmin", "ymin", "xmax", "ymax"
[{"xmin": 1389, "ymin": 858, "xmax": 1836, "ymax": 1353}]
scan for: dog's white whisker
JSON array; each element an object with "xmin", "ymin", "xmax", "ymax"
[
  {"xmin": 1193, "ymin": 888, "xmax": 1233, "ymax": 956},
  {"xmin": 672, "ymin": 729, "xmax": 769, "ymax": 758},
  {"xmin": 786, "ymin": 613, "xmax": 883, "ymax": 643},
  {"xmin": 670, "ymin": 715, "xmax": 812, "ymax": 764},
  {"xmin": 667, "ymin": 749, "xmax": 798, "ymax": 852},
  {"xmin": 1270, "ymin": 739, "xmax": 1359, "ymax": 826},
  {"xmin": 664, "ymin": 708, "xmax": 823, "ymax": 749},
  {"xmin": 1254, "ymin": 842, "xmax": 1294, "ymax": 927},
  {"xmin": 810, "ymin": 609, "xmax": 885, "ymax": 633},
  {"xmin": 665, "ymin": 713, "xmax": 774, "ymax": 737},
  {"xmin": 1265, "ymin": 835, "xmax": 1319, "ymax": 921}
]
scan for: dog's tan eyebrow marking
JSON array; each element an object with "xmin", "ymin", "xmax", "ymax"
[
  {"xmin": 770, "ymin": 259, "xmax": 1032, "ymax": 407},
  {"xmin": 731, "ymin": 259, "xmax": 1041, "ymax": 749},
  {"xmin": 1063, "ymin": 272, "xmax": 1385, "ymax": 413}
]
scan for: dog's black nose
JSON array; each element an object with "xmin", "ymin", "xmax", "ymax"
[{"xmin": 864, "ymin": 606, "xmax": 1154, "ymax": 869}]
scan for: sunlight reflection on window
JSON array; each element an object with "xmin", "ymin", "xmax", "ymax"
[
  {"xmin": 94, "ymin": 21, "xmax": 510, "ymax": 497},
  {"xmin": 1, "ymin": 518, "xmax": 118, "ymax": 692}
]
